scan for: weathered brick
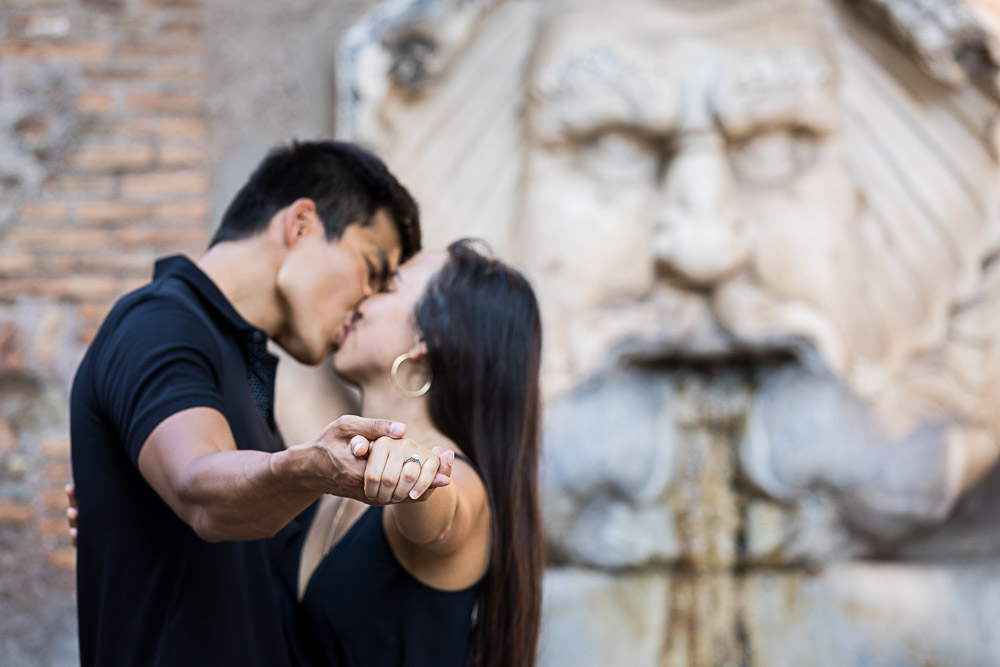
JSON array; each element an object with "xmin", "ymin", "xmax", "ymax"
[
  {"xmin": 159, "ymin": 20, "xmax": 202, "ymax": 36},
  {"xmin": 143, "ymin": 0, "xmax": 202, "ymax": 8},
  {"xmin": 155, "ymin": 200, "xmax": 207, "ymax": 220},
  {"xmin": 41, "ymin": 436, "xmax": 70, "ymax": 458},
  {"xmin": 83, "ymin": 65, "xmax": 146, "ymax": 82},
  {"xmin": 152, "ymin": 66, "xmax": 204, "ymax": 83},
  {"xmin": 73, "ymin": 144, "xmax": 155, "ymax": 171},
  {"xmin": 0, "ymin": 323, "xmax": 27, "ymax": 374},
  {"xmin": 5, "ymin": 227, "xmax": 108, "ymax": 248},
  {"xmin": 35, "ymin": 255, "xmax": 77, "ymax": 273},
  {"xmin": 77, "ymin": 325, "xmax": 99, "ymax": 345},
  {"xmin": 75, "ymin": 91, "xmax": 114, "ymax": 113},
  {"xmin": 76, "ymin": 253, "xmax": 155, "ymax": 274},
  {"xmin": 115, "ymin": 227, "xmax": 206, "ymax": 247},
  {"xmin": 13, "ymin": 115, "xmax": 50, "ymax": 141},
  {"xmin": 5, "ymin": 13, "xmax": 70, "ymax": 39},
  {"xmin": 158, "ymin": 117, "xmax": 206, "ymax": 138},
  {"xmin": 77, "ymin": 301, "xmax": 112, "ymax": 322},
  {"xmin": 121, "ymin": 170, "xmax": 208, "ymax": 198},
  {"xmin": 46, "ymin": 547, "xmax": 76, "ymax": 570},
  {"xmin": 118, "ymin": 39, "xmax": 202, "ymax": 59},
  {"xmin": 2, "ymin": 41, "xmax": 109, "ymax": 62},
  {"xmin": 127, "ymin": 93, "xmax": 202, "ymax": 113},
  {"xmin": 36, "ymin": 518, "xmax": 68, "ymax": 536},
  {"xmin": 0, "ymin": 418, "xmax": 17, "ymax": 453},
  {"xmin": 42, "ymin": 174, "xmax": 115, "ymax": 197},
  {"xmin": 81, "ymin": 0, "xmax": 125, "ymax": 11},
  {"xmin": 2, "ymin": 0, "xmax": 69, "ymax": 8},
  {"xmin": 40, "ymin": 490, "xmax": 68, "ymax": 510},
  {"xmin": 32, "ymin": 305, "xmax": 64, "ymax": 365},
  {"xmin": 0, "ymin": 501, "xmax": 33, "ymax": 526},
  {"xmin": 42, "ymin": 462, "xmax": 71, "ymax": 481},
  {"xmin": 159, "ymin": 145, "xmax": 205, "ymax": 167},
  {"xmin": 19, "ymin": 201, "xmax": 70, "ymax": 223},
  {"xmin": 78, "ymin": 201, "xmax": 152, "ymax": 225},
  {"xmin": 81, "ymin": 118, "xmax": 152, "ymax": 138},
  {"xmin": 0, "ymin": 252, "xmax": 38, "ymax": 274},
  {"xmin": 2, "ymin": 276, "xmax": 119, "ymax": 302}
]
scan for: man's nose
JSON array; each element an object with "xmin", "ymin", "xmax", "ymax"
[{"xmin": 652, "ymin": 130, "xmax": 748, "ymax": 286}]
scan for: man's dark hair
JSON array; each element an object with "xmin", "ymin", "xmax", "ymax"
[{"xmin": 209, "ymin": 140, "xmax": 421, "ymax": 261}]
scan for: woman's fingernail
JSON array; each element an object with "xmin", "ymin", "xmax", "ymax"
[
  {"xmin": 409, "ymin": 489, "xmax": 420, "ymax": 500},
  {"xmin": 448, "ymin": 451, "xmax": 455, "ymax": 466}
]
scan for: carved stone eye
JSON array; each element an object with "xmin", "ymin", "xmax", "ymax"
[
  {"xmin": 578, "ymin": 131, "xmax": 659, "ymax": 186},
  {"xmin": 388, "ymin": 35, "xmax": 436, "ymax": 90},
  {"xmin": 730, "ymin": 128, "xmax": 819, "ymax": 187}
]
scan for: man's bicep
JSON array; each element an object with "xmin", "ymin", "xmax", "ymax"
[{"xmin": 137, "ymin": 407, "xmax": 237, "ymax": 519}]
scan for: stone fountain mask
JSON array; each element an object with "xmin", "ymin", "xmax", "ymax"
[{"xmin": 338, "ymin": 0, "xmax": 1000, "ymax": 563}]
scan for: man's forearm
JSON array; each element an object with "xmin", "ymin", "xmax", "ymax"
[
  {"xmin": 137, "ymin": 410, "xmax": 402, "ymax": 542},
  {"xmin": 174, "ymin": 447, "xmax": 327, "ymax": 542}
]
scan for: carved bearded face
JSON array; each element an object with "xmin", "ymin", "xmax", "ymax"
[{"xmin": 520, "ymin": 0, "xmax": 1000, "ymax": 557}]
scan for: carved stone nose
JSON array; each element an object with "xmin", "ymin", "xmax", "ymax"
[{"xmin": 653, "ymin": 132, "xmax": 748, "ymax": 286}]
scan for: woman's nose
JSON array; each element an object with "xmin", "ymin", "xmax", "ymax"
[{"xmin": 652, "ymin": 130, "xmax": 749, "ymax": 286}]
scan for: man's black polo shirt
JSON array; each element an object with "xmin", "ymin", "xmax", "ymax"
[{"xmin": 70, "ymin": 255, "xmax": 291, "ymax": 667}]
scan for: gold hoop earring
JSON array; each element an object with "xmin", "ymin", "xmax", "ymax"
[{"xmin": 390, "ymin": 352, "xmax": 431, "ymax": 398}]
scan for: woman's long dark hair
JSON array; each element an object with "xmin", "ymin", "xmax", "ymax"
[{"xmin": 414, "ymin": 240, "xmax": 544, "ymax": 667}]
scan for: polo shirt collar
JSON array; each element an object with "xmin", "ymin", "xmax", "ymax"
[{"xmin": 153, "ymin": 255, "xmax": 267, "ymax": 343}]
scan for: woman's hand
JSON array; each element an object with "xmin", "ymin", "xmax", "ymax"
[{"xmin": 360, "ymin": 437, "xmax": 453, "ymax": 504}]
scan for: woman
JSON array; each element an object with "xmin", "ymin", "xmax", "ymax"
[
  {"xmin": 70, "ymin": 240, "xmax": 545, "ymax": 666},
  {"xmin": 283, "ymin": 239, "xmax": 544, "ymax": 666},
  {"xmin": 279, "ymin": 239, "xmax": 544, "ymax": 666}
]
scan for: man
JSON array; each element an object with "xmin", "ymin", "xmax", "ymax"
[{"xmin": 70, "ymin": 140, "xmax": 438, "ymax": 666}]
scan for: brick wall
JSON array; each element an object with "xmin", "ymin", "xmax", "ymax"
[{"xmin": 0, "ymin": 0, "xmax": 210, "ymax": 662}]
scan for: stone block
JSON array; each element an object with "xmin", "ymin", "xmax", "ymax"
[
  {"xmin": 538, "ymin": 568, "xmax": 669, "ymax": 667},
  {"xmin": 742, "ymin": 563, "xmax": 1000, "ymax": 667}
]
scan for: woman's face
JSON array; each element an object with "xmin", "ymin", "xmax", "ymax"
[{"xmin": 332, "ymin": 250, "xmax": 449, "ymax": 385}]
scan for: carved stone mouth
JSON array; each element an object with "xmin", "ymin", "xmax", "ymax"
[{"xmin": 542, "ymin": 325, "xmax": 975, "ymax": 569}]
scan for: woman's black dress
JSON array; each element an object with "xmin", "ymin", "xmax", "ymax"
[{"xmin": 277, "ymin": 494, "xmax": 481, "ymax": 667}]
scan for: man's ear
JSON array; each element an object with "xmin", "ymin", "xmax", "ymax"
[{"xmin": 282, "ymin": 198, "xmax": 319, "ymax": 247}]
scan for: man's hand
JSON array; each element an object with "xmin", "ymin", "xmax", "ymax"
[{"xmin": 271, "ymin": 415, "xmax": 410, "ymax": 502}]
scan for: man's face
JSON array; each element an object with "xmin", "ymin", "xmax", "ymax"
[
  {"xmin": 275, "ymin": 208, "xmax": 403, "ymax": 365},
  {"xmin": 523, "ymin": 0, "xmax": 851, "ymax": 394}
]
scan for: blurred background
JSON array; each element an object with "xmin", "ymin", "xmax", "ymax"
[{"xmin": 3, "ymin": 0, "xmax": 1000, "ymax": 665}]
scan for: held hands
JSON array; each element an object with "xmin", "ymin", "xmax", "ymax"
[
  {"xmin": 351, "ymin": 436, "xmax": 454, "ymax": 504},
  {"xmin": 278, "ymin": 415, "xmax": 452, "ymax": 505}
]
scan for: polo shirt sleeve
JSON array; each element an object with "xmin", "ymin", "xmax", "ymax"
[{"xmin": 98, "ymin": 297, "xmax": 226, "ymax": 466}]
